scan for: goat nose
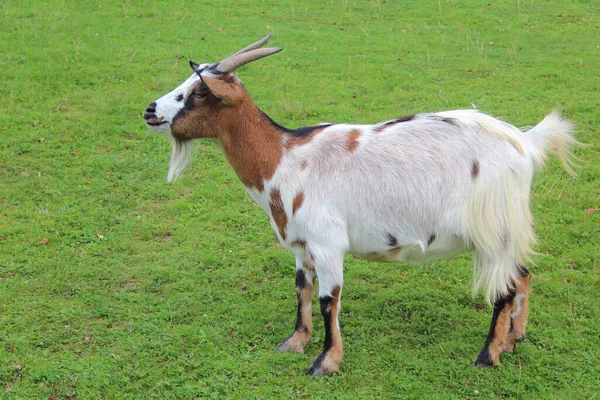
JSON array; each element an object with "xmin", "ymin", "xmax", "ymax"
[
  {"xmin": 144, "ymin": 102, "xmax": 157, "ymax": 120},
  {"xmin": 146, "ymin": 102, "xmax": 157, "ymax": 113}
]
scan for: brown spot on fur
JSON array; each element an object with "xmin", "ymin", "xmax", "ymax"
[
  {"xmin": 292, "ymin": 240, "xmax": 307, "ymax": 250},
  {"xmin": 346, "ymin": 129, "xmax": 361, "ymax": 153},
  {"xmin": 283, "ymin": 127, "xmax": 326, "ymax": 150},
  {"xmin": 353, "ymin": 246, "xmax": 403, "ymax": 262},
  {"xmin": 301, "ymin": 160, "xmax": 308, "ymax": 170},
  {"xmin": 389, "ymin": 246, "xmax": 403, "ymax": 259},
  {"xmin": 292, "ymin": 192, "xmax": 305, "ymax": 215},
  {"xmin": 471, "ymin": 160, "xmax": 480, "ymax": 179},
  {"xmin": 374, "ymin": 114, "xmax": 416, "ymax": 132},
  {"xmin": 269, "ymin": 188, "xmax": 287, "ymax": 241},
  {"xmin": 302, "ymin": 260, "xmax": 314, "ymax": 271},
  {"xmin": 170, "ymin": 76, "xmax": 283, "ymax": 192},
  {"xmin": 331, "ymin": 286, "xmax": 341, "ymax": 302}
]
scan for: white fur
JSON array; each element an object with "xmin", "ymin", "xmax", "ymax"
[
  {"xmin": 511, "ymin": 294, "xmax": 526, "ymax": 318},
  {"xmin": 259, "ymin": 112, "xmax": 576, "ymax": 304}
]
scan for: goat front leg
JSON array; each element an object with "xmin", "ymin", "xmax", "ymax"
[
  {"xmin": 276, "ymin": 255, "xmax": 316, "ymax": 354},
  {"xmin": 307, "ymin": 251, "xmax": 344, "ymax": 377}
]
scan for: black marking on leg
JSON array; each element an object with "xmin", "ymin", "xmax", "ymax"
[
  {"xmin": 475, "ymin": 289, "xmax": 516, "ymax": 367},
  {"xmin": 294, "ymin": 295, "xmax": 305, "ymax": 334},
  {"xmin": 319, "ymin": 294, "xmax": 335, "ymax": 353},
  {"xmin": 175, "ymin": 93, "xmax": 184, "ymax": 102},
  {"xmin": 294, "ymin": 270, "xmax": 309, "ymax": 333},
  {"xmin": 386, "ymin": 233, "xmax": 398, "ymax": 247},
  {"xmin": 427, "ymin": 233, "xmax": 436, "ymax": 246},
  {"xmin": 296, "ymin": 269, "xmax": 307, "ymax": 291},
  {"xmin": 307, "ymin": 291, "xmax": 338, "ymax": 376}
]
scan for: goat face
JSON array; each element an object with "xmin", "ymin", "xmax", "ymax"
[
  {"xmin": 143, "ymin": 34, "xmax": 281, "ymax": 182},
  {"xmin": 143, "ymin": 62, "xmax": 213, "ymax": 137},
  {"xmin": 145, "ymin": 62, "xmax": 255, "ymax": 142}
]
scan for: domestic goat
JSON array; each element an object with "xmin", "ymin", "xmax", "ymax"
[{"xmin": 143, "ymin": 34, "xmax": 580, "ymax": 377}]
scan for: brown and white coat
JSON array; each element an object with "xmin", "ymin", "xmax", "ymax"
[{"xmin": 144, "ymin": 34, "xmax": 579, "ymax": 376}]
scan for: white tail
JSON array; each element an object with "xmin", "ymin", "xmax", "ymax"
[{"xmin": 523, "ymin": 111, "xmax": 580, "ymax": 176}]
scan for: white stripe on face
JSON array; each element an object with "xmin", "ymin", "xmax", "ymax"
[{"xmin": 148, "ymin": 63, "xmax": 213, "ymax": 135}]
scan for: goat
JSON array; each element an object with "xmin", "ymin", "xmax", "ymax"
[{"xmin": 143, "ymin": 34, "xmax": 580, "ymax": 377}]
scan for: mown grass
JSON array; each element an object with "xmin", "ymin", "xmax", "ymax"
[{"xmin": 1, "ymin": 0, "xmax": 598, "ymax": 398}]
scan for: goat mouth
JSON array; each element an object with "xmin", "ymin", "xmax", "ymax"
[{"xmin": 145, "ymin": 117, "xmax": 169, "ymax": 127}]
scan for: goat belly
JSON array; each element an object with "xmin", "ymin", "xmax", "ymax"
[{"xmin": 351, "ymin": 235, "xmax": 469, "ymax": 264}]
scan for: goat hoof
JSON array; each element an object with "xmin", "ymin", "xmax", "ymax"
[
  {"xmin": 276, "ymin": 335, "xmax": 306, "ymax": 354},
  {"xmin": 474, "ymin": 348, "xmax": 499, "ymax": 367},
  {"xmin": 515, "ymin": 333, "xmax": 526, "ymax": 343},
  {"xmin": 306, "ymin": 352, "xmax": 340, "ymax": 377}
]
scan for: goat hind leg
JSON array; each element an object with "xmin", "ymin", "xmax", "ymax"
[
  {"xmin": 506, "ymin": 265, "xmax": 530, "ymax": 353},
  {"xmin": 474, "ymin": 288, "xmax": 516, "ymax": 367}
]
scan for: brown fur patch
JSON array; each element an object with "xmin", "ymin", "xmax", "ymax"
[
  {"xmin": 171, "ymin": 77, "xmax": 283, "ymax": 192},
  {"xmin": 346, "ymin": 129, "xmax": 361, "ymax": 153},
  {"xmin": 301, "ymin": 159, "xmax": 308, "ymax": 170},
  {"xmin": 354, "ymin": 246, "xmax": 403, "ymax": 262},
  {"xmin": 303, "ymin": 260, "xmax": 314, "ymax": 271},
  {"xmin": 331, "ymin": 286, "xmax": 341, "ymax": 303},
  {"xmin": 471, "ymin": 160, "xmax": 480, "ymax": 179},
  {"xmin": 292, "ymin": 240, "xmax": 307, "ymax": 249},
  {"xmin": 389, "ymin": 246, "xmax": 403, "ymax": 258},
  {"xmin": 292, "ymin": 192, "xmax": 305, "ymax": 215},
  {"xmin": 269, "ymin": 188, "xmax": 287, "ymax": 241},
  {"xmin": 283, "ymin": 128, "xmax": 326, "ymax": 150}
]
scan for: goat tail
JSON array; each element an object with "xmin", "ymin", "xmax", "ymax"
[
  {"xmin": 522, "ymin": 111, "xmax": 582, "ymax": 176},
  {"xmin": 468, "ymin": 111, "xmax": 583, "ymax": 305}
]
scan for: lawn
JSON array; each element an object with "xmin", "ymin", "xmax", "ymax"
[{"xmin": 0, "ymin": 0, "xmax": 598, "ymax": 398}]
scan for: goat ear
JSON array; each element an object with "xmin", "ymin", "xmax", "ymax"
[{"xmin": 199, "ymin": 74, "xmax": 241, "ymax": 105}]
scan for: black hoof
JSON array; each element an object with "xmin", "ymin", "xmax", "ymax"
[
  {"xmin": 474, "ymin": 348, "xmax": 495, "ymax": 367},
  {"xmin": 306, "ymin": 352, "xmax": 327, "ymax": 377}
]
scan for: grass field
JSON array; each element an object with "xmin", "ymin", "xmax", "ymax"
[{"xmin": 1, "ymin": 0, "xmax": 599, "ymax": 398}]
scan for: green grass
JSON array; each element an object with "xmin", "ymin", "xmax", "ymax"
[{"xmin": 1, "ymin": 0, "xmax": 599, "ymax": 398}]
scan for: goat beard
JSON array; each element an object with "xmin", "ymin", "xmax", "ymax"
[{"xmin": 167, "ymin": 137, "xmax": 194, "ymax": 183}]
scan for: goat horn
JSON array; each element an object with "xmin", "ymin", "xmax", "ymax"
[
  {"xmin": 229, "ymin": 33, "xmax": 273, "ymax": 56},
  {"xmin": 215, "ymin": 47, "xmax": 282, "ymax": 74}
]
